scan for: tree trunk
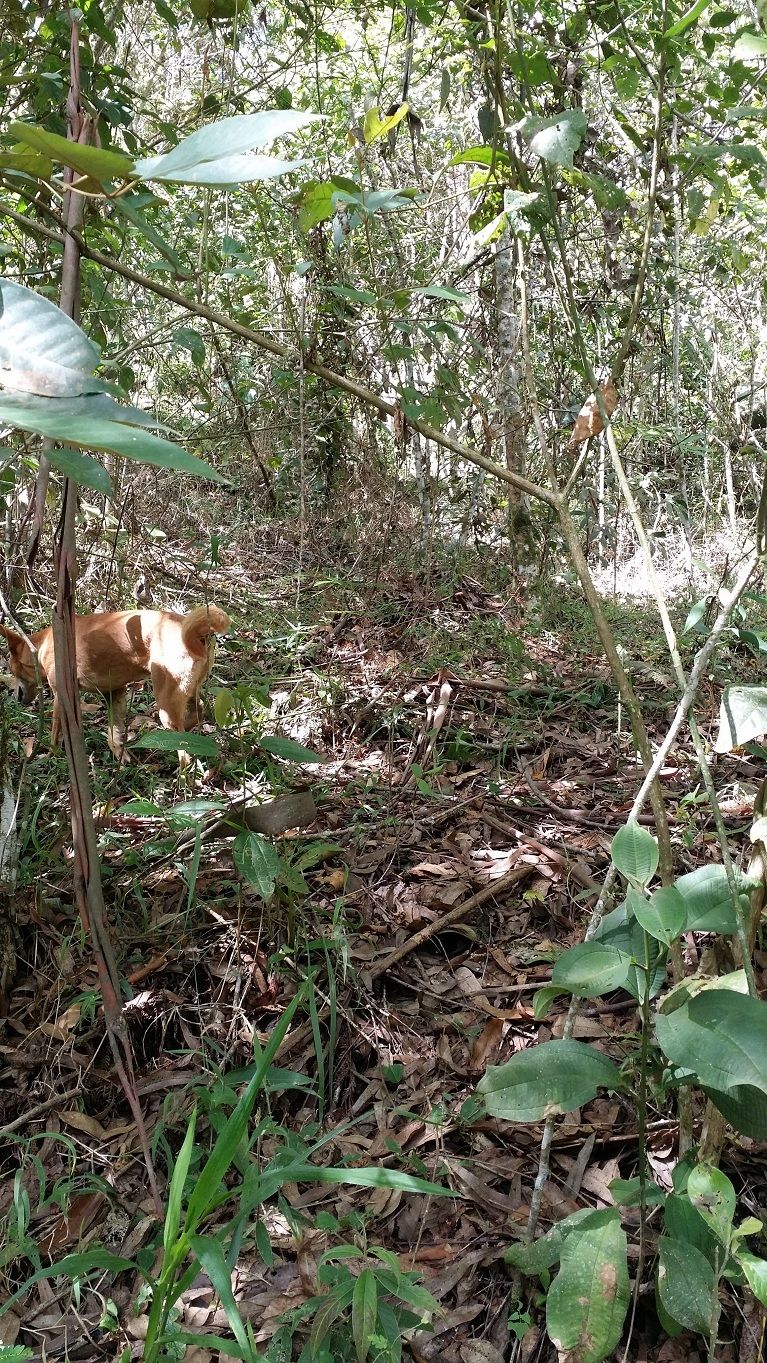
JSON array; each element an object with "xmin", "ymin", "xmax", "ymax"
[{"xmin": 494, "ymin": 225, "xmax": 532, "ymax": 574}]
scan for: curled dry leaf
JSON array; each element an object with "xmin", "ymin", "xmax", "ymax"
[
  {"xmin": 468, "ymin": 1017, "xmax": 505, "ymax": 1071},
  {"xmin": 568, "ymin": 378, "xmax": 619, "ymax": 447}
]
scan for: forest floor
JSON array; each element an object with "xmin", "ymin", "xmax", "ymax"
[{"xmin": 1, "ymin": 527, "xmax": 766, "ymax": 1363}]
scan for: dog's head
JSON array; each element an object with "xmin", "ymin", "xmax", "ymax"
[{"xmin": 0, "ymin": 625, "xmax": 38, "ymax": 704}]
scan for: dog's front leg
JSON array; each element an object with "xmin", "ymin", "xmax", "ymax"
[{"xmin": 106, "ymin": 688, "xmax": 131, "ymax": 763}]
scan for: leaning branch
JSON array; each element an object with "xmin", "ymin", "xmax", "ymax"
[{"xmin": 0, "ymin": 202, "xmax": 561, "ymax": 510}]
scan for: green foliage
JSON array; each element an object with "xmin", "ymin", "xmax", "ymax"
[
  {"xmin": 485, "ymin": 817, "xmax": 767, "ymax": 1357},
  {"xmin": 478, "ymin": 1039, "xmax": 625, "ymax": 1122},
  {"xmin": 1, "ymin": 991, "xmax": 448, "ymax": 1360}
]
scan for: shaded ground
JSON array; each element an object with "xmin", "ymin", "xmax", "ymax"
[{"xmin": 1, "ymin": 548, "xmax": 766, "ymax": 1362}]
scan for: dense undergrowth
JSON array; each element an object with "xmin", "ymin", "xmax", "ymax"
[{"xmin": 2, "ymin": 506, "xmax": 767, "ymax": 1362}]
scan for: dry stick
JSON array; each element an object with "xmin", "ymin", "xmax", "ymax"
[
  {"xmin": 275, "ymin": 866, "xmax": 528, "ymax": 1060},
  {"xmin": 0, "ymin": 1085, "xmax": 83, "ymax": 1136},
  {"xmin": 48, "ymin": 24, "xmax": 161, "ymax": 1215}
]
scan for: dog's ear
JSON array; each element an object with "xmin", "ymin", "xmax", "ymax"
[{"xmin": 0, "ymin": 624, "xmax": 24, "ymax": 658}]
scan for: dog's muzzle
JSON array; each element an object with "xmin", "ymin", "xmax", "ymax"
[{"xmin": 14, "ymin": 679, "xmax": 37, "ymax": 705}]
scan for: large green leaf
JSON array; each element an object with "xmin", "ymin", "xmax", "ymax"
[
  {"xmin": 674, "ymin": 863, "xmax": 752, "ymax": 933},
  {"xmin": 132, "ymin": 731, "xmax": 219, "ymax": 756},
  {"xmin": 449, "ymin": 145, "xmax": 512, "ymax": 168},
  {"xmin": 8, "ymin": 121, "xmax": 134, "ymax": 182},
  {"xmin": 732, "ymin": 31, "xmax": 767, "ymax": 59},
  {"xmin": 738, "ymin": 1250, "xmax": 767, "ymax": 1306},
  {"xmin": 611, "ymin": 822, "xmax": 659, "ymax": 885},
  {"xmin": 515, "ymin": 110, "xmax": 587, "ymax": 168},
  {"xmin": 258, "ymin": 734, "xmax": 323, "ymax": 763},
  {"xmin": 44, "ymin": 446, "xmax": 112, "ymax": 495},
  {"xmin": 0, "ymin": 279, "xmax": 99, "ymax": 396},
  {"xmin": 593, "ymin": 905, "xmax": 668, "ymax": 1002},
  {"xmin": 656, "ymin": 990, "xmax": 767, "ymax": 1136},
  {"xmin": 657, "ymin": 1237, "xmax": 715, "ymax": 1334},
  {"xmin": 0, "ymin": 387, "xmax": 168, "ymax": 428},
  {"xmin": 702, "ymin": 1083, "xmax": 767, "ymax": 1139},
  {"xmin": 0, "ymin": 146, "xmax": 52, "ymax": 178},
  {"xmin": 546, "ymin": 1211, "xmax": 629, "ymax": 1363},
  {"xmin": 0, "ymin": 396, "xmax": 224, "ymax": 482},
  {"xmin": 478, "ymin": 1039, "xmax": 624, "ymax": 1122},
  {"xmin": 551, "ymin": 941, "xmax": 633, "ymax": 997},
  {"xmin": 295, "ymin": 179, "xmax": 336, "ymax": 230},
  {"xmin": 133, "ymin": 110, "xmax": 320, "ymax": 186},
  {"xmin": 633, "ymin": 885, "xmax": 687, "ymax": 945},
  {"xmin": 664, "ymin": 1192, "xmax": 718, "ymax": 1263},
  {"xmin": 505, "ymin": 1208, "xmax": 597, "ymax": 1275},
  {"xmin": 687, "ymin": 1165, "xmax": 735, "ymax": 1246}
]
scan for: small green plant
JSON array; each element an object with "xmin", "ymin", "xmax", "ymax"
[
  {"xmin": 274, "ymin": 1243, "xmax": 439, "ymax": 1363},
  {"xmin": 478, "ymin": 820, "xmax": 767, "ymax": 1361},
  {"xmin": 2, "ymin": 987, "xmax": 448, "ymax": 1362}
]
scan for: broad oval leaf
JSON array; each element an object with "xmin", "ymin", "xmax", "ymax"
[
  {"xmin": 449, "ymin": 145, "xmax": 512, "ymax": 167},
  {"xmin": 8, "ymin": 121, "xmax": 134, "ymax": 183},
  {"xmin": 732, "ymin": 31, "xmax": 767, "ymax": 59},
  {"xmin": 687, "ymin": 1165, "xmax": 736, "ymax": 1245},
  {"xmin": 674, "ymin": 863, "xmax": 752, "ymax": 933},
  {"xmin": 259, "ymin": 734, "xmax": 323, "ymax": 763},
  {"xmin": 505, "ymin": 1207, "xmax": 599, "ymax": 1276},
  {"xmin": 546, "ymin": 1211, "xmax": 630, "ymax": 1363},
  {"xmin": 664, "ymin": 1192, "xmax": 718, "ymax": 1263},
  {"xmin": 656, "ymin": 990, "xmax": 767, "ymax": 1136},
  {"xmin": 0, "ymin": 280, "xmax": 99, "ymax": 397},
  {"xmin": 611, "ymin": 822, "xmax": 659, "ymax": 885},
  {"xmin": 0, "ymin": 395, "xmax": 225, "ymax": 482},
  {"xmin": 478, "ymin": 1038, "xmax": 624, "ymax": 1123},
  {"xmin": 233, "ymin": 829, "xmax": 281, "ymax": 899},
  {"xmin": 552, "ymin": 941, "xmax": 632, "ymax": 997},
  {"xmin": 634, "ymin": 885, "xmax": 687, "ymax": 945},
  {"xmin": 146, "ymin": 152, "xmax": 306, "ymax": 187},
  {"xmin": 738, "ymin": 1250, "xmax": 767, "ymax": 1306},
  {"xmin": 132, "ymin": 731, "xmax": 219, "ymax": 757},
  {"xmin": 515, "ymin": 109, "xmax": 587, "ymax": 168},
  {"xmin": 533, "ymin": 984, "xmax": 568, "ymax": 1020},
  {"xmin": 657, "ymin": 1236, "xmax": 715, "ymax": 1334},
  {"xmin": 593, "ymin": 904, "xmax": 668, "ymax": 1002},
  {"xmin": 609, "ymin": 1176, "xmax": 666, "ymax": 1208},
  {"xmin": 702, "ymin": 1083, "xmax": 767, "ymax": 1140}
]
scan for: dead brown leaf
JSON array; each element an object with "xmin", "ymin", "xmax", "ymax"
[
  {"xmin": 468, "ymin": 1018, "xmax": 505, "ymax": 1071},
  {"xmin": 38, "ymin": 1191, "xmax": 108, "ymax": 1256}
]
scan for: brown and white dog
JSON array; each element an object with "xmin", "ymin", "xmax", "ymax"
[{"xmin": 0, "ymin": 604, "xmax": 230, "ymax": 759}]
